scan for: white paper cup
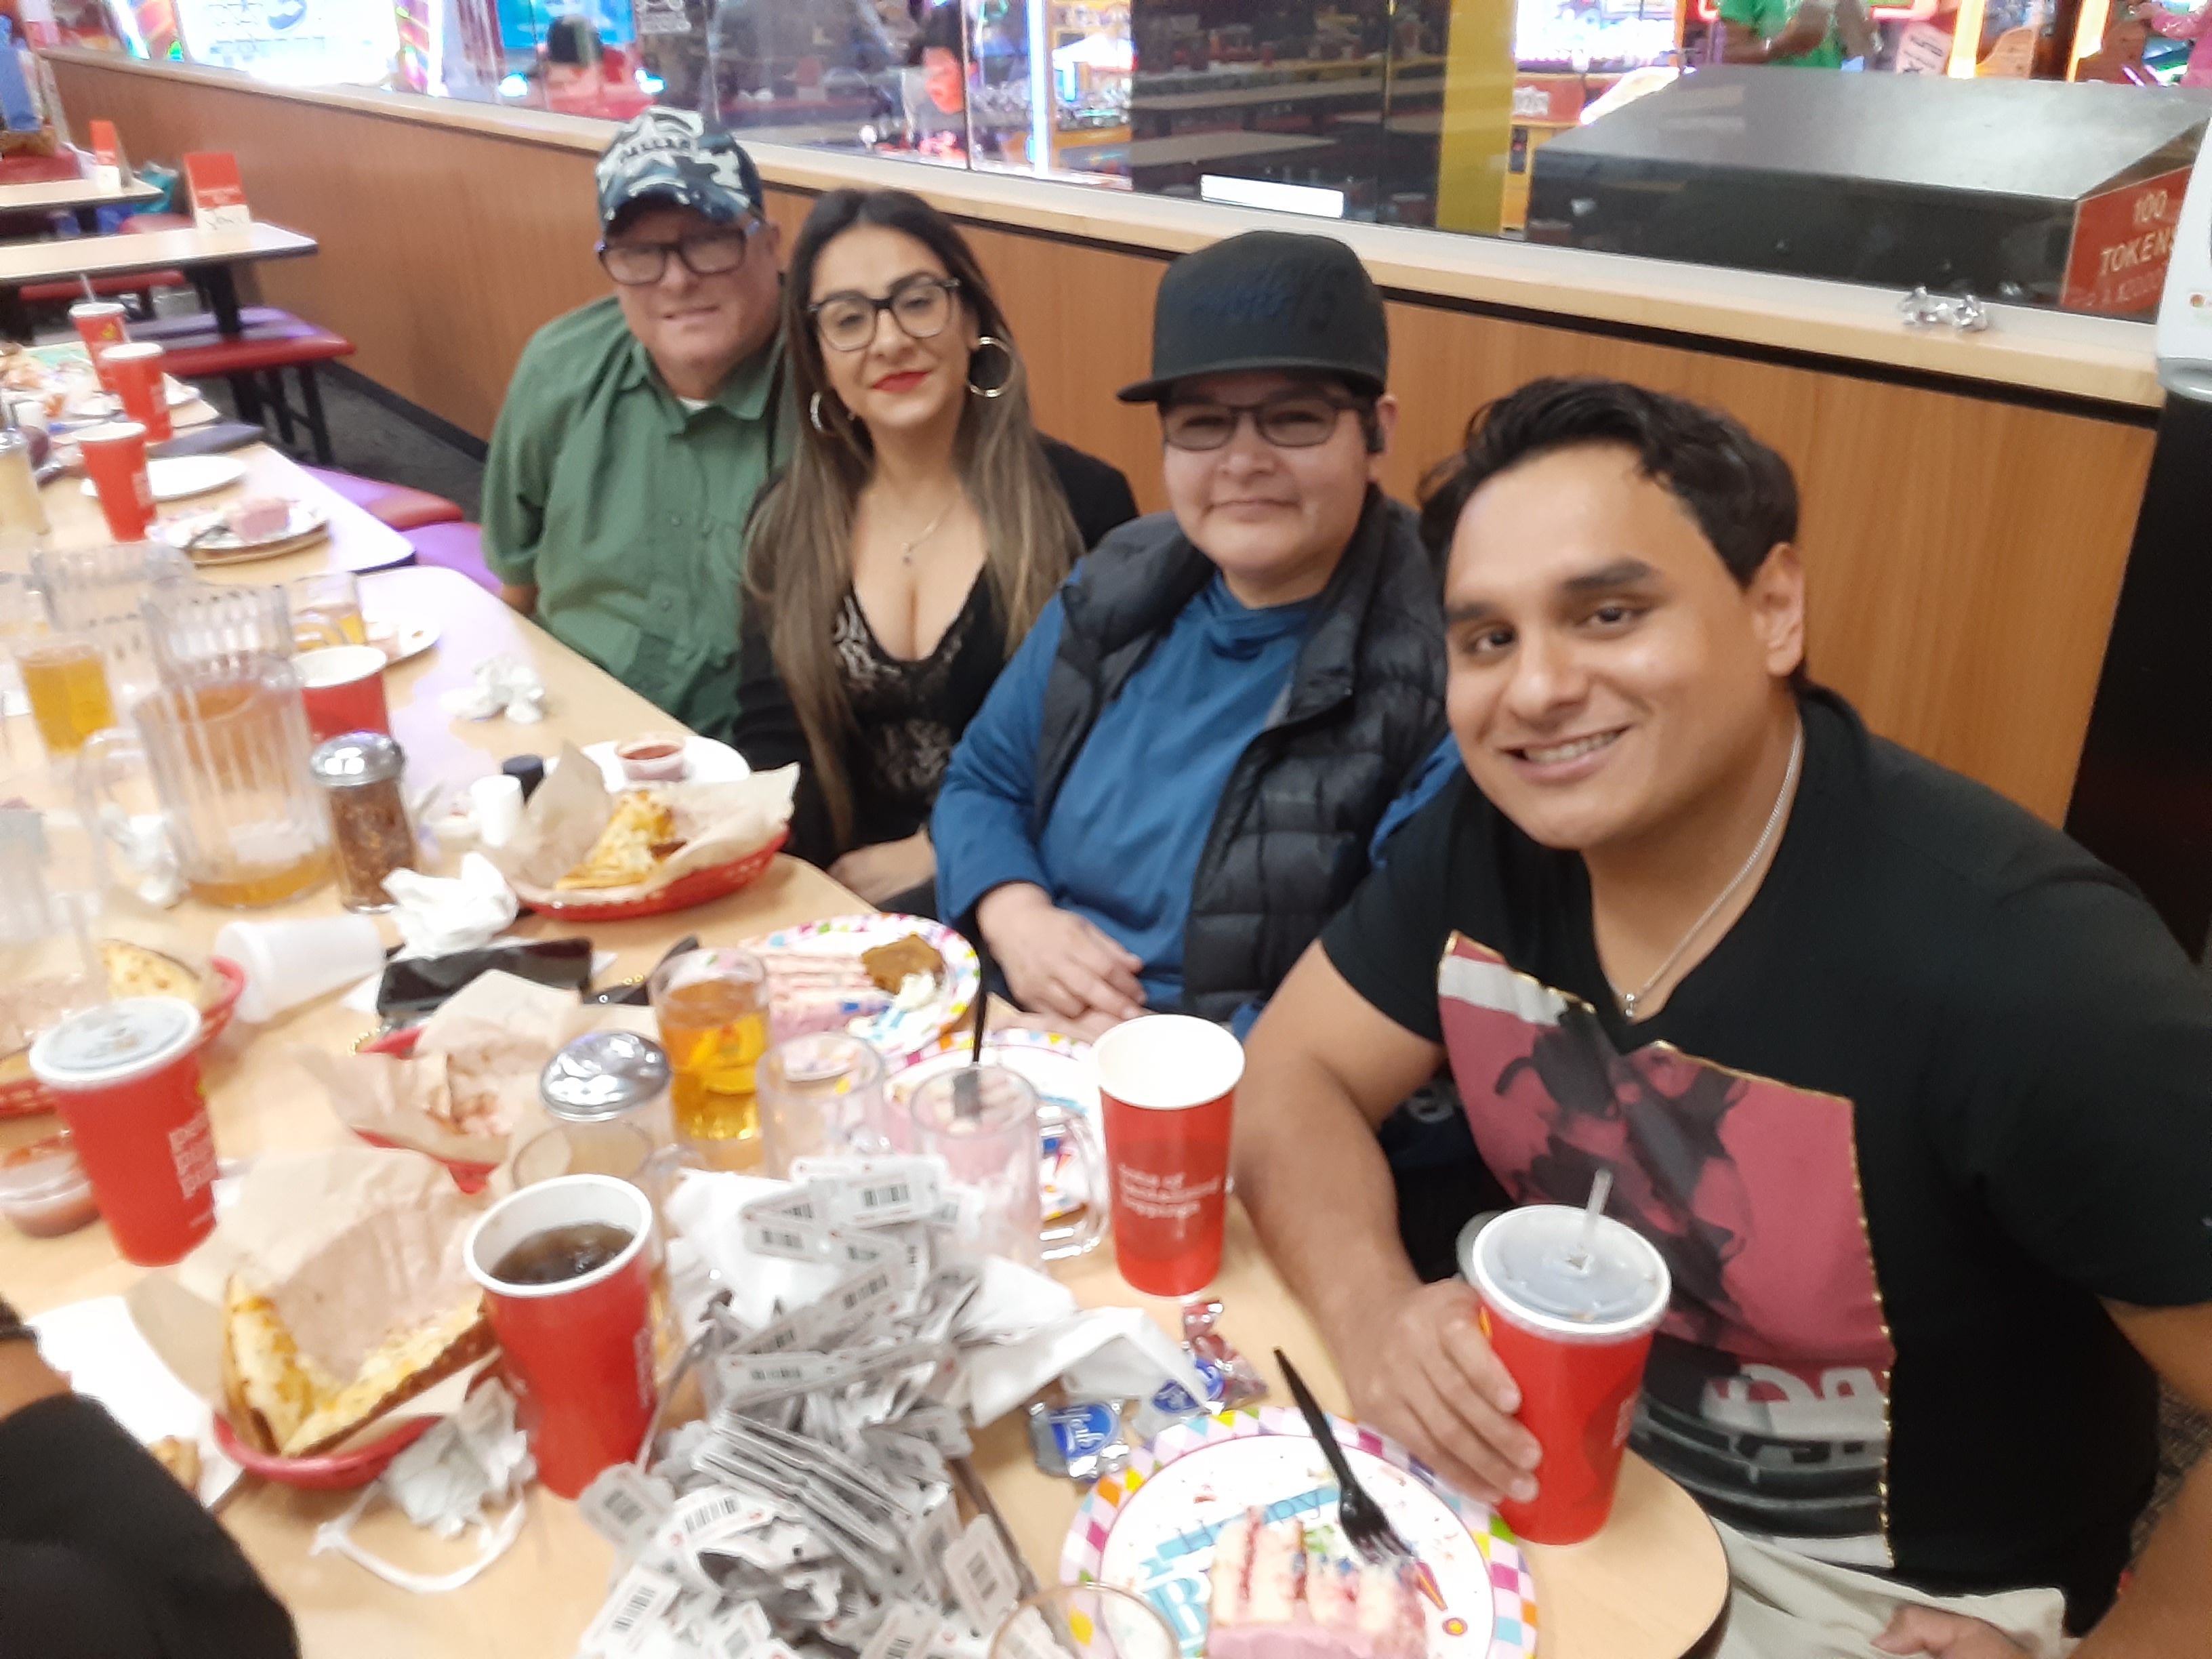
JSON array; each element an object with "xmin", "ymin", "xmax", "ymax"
[
  {"xmin": 212, "ymin": 914, "xmax": 386, "ymax": 1022},
  {"xmin": 468, "ymin": 773, "xmax": 523, "ymax": 848}
]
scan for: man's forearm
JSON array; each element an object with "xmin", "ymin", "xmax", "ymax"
[
  {"xmin": 1234, "ymin": 1050, "xmax": 1422, "ymax": 1355},
  {"xmin": 2076, "ymin": 1454, "xmax": 2212, "ymax": 1655}
]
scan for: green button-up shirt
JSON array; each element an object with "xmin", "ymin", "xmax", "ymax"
[{"xmin": 481, "ymin": 295, "xmax": 792, "ymax": 735}]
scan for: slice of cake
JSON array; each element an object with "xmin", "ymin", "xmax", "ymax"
[{"xmin": 1207, "ymin": 1511, "xmax": 1428, "ymax": 1659}]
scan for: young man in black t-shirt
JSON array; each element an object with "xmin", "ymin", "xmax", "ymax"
[{"xmin": 1235, "ymin": 377, "xmax": 2212, "ymax": 1656}]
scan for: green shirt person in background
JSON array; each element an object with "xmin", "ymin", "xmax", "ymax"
[
  {"xmin": 482, "ymin": 109, "xmax": 794, "ymax": 735},
  {"xmin": 1718, "ymin": 0, "xmax": 1875, "ymax": 65}
]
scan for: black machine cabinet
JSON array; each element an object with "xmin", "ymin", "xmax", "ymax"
[{"xmin": 1526, "ymin": 67, "xmax": 2211, "ymax": 308}]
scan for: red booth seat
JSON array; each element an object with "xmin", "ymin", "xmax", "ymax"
[
  {"xmin": 20, "ymin": 269, "xmax": 188, "ymax": 304},
  {"xmin": 300, "ymin": 466, "xmax": 463, "ymax": 533}
]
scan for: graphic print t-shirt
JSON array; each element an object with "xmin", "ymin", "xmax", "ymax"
[{"xmin": 1320, "ymin": 691, "xmax": 2212, "ymax": 1626}]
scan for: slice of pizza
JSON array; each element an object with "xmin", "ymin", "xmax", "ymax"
[
  {"xmin": 556, "ymin": 790, "xmax": 680, "ymax": 890},
  {"xmin": 222, "ymin": 1274, "xmax": 495, "ymax": 1458}
]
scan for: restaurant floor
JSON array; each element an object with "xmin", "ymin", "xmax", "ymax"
[{"xmin": 205, "ymin": 367, "xmax": 485, "ymax": 520}]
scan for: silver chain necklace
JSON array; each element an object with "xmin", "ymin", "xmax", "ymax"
[
  {"xmin": 890, "ymin": 494, "xmax": 958, "ymax": 566},
  {"xmin": 1606, "ymin": 720, "xmax": 1803, "ymax": 1022}
]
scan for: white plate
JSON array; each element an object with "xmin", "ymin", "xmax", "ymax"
[
  {"xmin": 84, "ymin": 453, "xmax": 248, "ymax": 501},
  {"xmin": 151, "ymin": 499, "xmax": 328, "ymax": 558},
  {"xmin": 366, "ymin": 616, "xmax": 439, "ymax": 665},
  {"xmin": 26, "ymin": 1296, "xmax": 242, "ymax": 1510},
  {"xmin": 556, "ymin": 735, "xmax": 752, "ymax": 792}
]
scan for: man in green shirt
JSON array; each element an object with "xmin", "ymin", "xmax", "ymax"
[
  {"xmin": 483, "ymin": 108, "xmax": 792, "ymax": 734},
  {"xmin": 1718, "ymin": 0, "xmax": 1874, "ymax": 65}
]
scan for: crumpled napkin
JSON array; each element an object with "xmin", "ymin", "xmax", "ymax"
[
  {"xmin": 309, "ymin": 1378, "xmax": 535, "ymax": 1593},
  {"xmin": 95, "ymin": 802, "xmax": 182, "ymax": 907},
  {"xmin": 378, "ymin": 853, "xmax": 518, "ymax": 958},
  {"xmin": 438, "ymin": 655, "xmax": 547, "ymax": 724},
  {"xmin": 955, "ymin": 1306, "xmax": 1206, "ymax": 1427}
]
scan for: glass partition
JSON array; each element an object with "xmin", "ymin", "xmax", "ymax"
[{"xmin": 127, "ymin": 0, "xmax": 2209, "ymax": 321}]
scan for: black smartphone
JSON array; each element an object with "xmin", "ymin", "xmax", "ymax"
[{"xmin": 375, "ymin": 937, "xmax": 594, "ymax": 1016}]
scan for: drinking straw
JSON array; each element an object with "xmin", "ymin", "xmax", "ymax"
[{"xmin": 1571, "ymin": 1167, "xmax": 1614, "ymax": 1271}]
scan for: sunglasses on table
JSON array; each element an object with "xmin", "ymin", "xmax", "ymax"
[
  {"xmin": 1160, "ymin": 390, "xmax": 1366, "ymax": 451},
  {"xmin": 597, "ymin": 220, "xmax": 758, "ymax": 286},
  {"xmin": 808, "ymin": 276, "xmax": 962, "ymax": 353}
]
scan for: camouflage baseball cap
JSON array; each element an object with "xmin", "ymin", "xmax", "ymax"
[{"xmin": 595, "ymin": 108, "xmax": 764, "ymax": 233}]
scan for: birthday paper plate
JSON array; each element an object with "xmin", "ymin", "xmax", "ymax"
[
  {"xmin": 741, "ymin": 914, "xmax": 981, "ymax": 1067},
  {"xmin": 1062, "ymin": 1408, "xmax": 1538, "ymax": 1659}
]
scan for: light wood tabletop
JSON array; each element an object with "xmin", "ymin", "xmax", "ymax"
[
  {"xmin": 0, "ymin": 219, "xmax": 315, "ymax": 286},
  {"xmin": 34, "ymin": 438, "xmax": 415, "ymax": 575},
  {"xmin": 0, "ymin": 552, "xmax": 1731, "ymax": 1658},
  {"xmin": 0, "ymin": 174, "xmax": 162, "ymax": 214}
]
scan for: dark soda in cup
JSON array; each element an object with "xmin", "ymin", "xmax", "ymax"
[{"xmin": 1463, "ymin": 1204, "xmax": 1670, "ymax": 1544}]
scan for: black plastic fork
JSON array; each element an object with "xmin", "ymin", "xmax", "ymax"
[{"xmin": 1273, "ymin": 1348, "xmax": 1425, "ymax": 1576}]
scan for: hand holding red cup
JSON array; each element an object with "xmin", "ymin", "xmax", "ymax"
[
  {"xmin": 1093, "ymin": 1015, "xmax": 1242, "ymax": 1298},
  {"xmin": 1462, "ymin": 1204, "xmax": 1671, "ymax": 1544},
  {"xmin": 464, "ymin": 1174, "xmax": 658, "ymax": 1498}
]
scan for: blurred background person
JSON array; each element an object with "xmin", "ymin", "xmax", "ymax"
[{"xmin": 729, "ymin": 188, "xmax": 1134, "ymax": 910}]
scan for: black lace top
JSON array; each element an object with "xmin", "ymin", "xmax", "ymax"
[{"xmin": 831, "ymin": 575, "xmax": 999, "ymax": 853}]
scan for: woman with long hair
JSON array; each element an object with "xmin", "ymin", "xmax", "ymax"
[{"xmin": 729, "ymin": 188, "xmax": 1134, "ymax": 908}]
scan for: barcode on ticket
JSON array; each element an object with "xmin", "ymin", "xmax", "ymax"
[
  {"xmin": 586, "ymin": 1566, "xmax": 680, "ymax": 1654},
  {"xmin": 942, "ymin": 1517, "xmax": 1019, "ymax": 1630}
]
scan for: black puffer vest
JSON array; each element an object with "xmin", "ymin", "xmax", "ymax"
[{"xmin": 1033, "ymin": 488, "xmax": 1448, "ymax": 1020}]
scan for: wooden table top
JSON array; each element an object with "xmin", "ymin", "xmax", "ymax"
[
  {"xmin": 33, "ymin": 438, "xmax": 416, "ymax": 575},
  {"xmin": 0, "ymin": 175, "xmax": 162, "ymax": 212},
  {"xmin": 0, "ymin": 220, "xmax": 315, "ymax": 285},
  {"xmin": 0, "ymin": 545, "xmax": 1730, "ymax": 1658}
]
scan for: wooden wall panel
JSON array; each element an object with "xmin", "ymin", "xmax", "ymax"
[{"xmin": 45, "ymin": 55, "xmax": 2154, "ymax": 823}]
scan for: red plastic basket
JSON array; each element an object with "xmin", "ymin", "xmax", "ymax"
[{"xmin": 517, "ymin": 832, "xmax": 786, "ymax": 920}]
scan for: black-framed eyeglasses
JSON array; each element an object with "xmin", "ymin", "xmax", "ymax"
[
  {"xmin": 597, "ymin": 220, "xmax": 758, "ymax": 286},
  {"xmin": 809, "ymin": 276, "xmax": 962, "ymax": 353},
  {"xmin": 1160, "ymin": 390, "xmax": 1366, "ymax": 452}
]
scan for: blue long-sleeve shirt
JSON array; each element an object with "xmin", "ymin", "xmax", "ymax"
[{"xmin": 935, "ymin": 573, "xmax": 1315, "ymax": 1010}]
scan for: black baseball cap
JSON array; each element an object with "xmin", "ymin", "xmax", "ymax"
[{"xmin": 1117, "ymin": 230, "xmax": 1389, "ymax": 404}]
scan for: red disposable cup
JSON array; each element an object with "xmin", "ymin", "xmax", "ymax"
[
  {"xmin": 295, "ymin": 645, "xmax": 390, "ymax": 744},
  {"xmin": 78, "ymin": 419, "xmax": 152, "ymax": 541},
  {"xmin": 1464, "ymin": 1205, "xmax": 1672, "ymax": 1544},
  {"xmin": 1093, "ymin": 1015, "xmax": 1241, "ymax": 1297},
  {"xmin": 464, "ymin": 1173, "xmax": 657, "ymax": 1498},
  {"xmin": 70, "ymin": 300, "xmax": 128, "ymax": 390},
  {"xmin": 28, "ymin": 997, "xmax": 219, "ymax": 1267},
  {"xmin": 100, "ymin": 342, "xmax": 173, "ymax": 443}
]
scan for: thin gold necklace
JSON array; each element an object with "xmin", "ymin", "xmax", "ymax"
[
  {"xmin": 1605, "ymin": 720, "xmax": 1803, "ymax": 1022},
  {"xmin": 888, "ymin": 492, "xmax": 958, "ymax": 566}
]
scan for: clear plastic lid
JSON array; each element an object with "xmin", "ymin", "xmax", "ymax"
[
  {"xmin": 539, "ymin": 1029, "xmax": 670, "ymax": 1121},
  {"xmin": 28, "ymin": 996, "xmax": 202, "ymax": 1090},
  {"xmin": 1470, "ymin": 1204, "xmax": 1671, "ymax": 1339}
]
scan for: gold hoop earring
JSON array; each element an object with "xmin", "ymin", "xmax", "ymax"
[{"xmin": 966, "ymin": 337, "xmax": 1013, "ymax": 399}]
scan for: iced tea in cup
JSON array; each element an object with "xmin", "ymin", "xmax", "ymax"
[
  {"xmin": 1463, "ymin": 1205, "xmax": 1672, "ymax": 1544},
  {"xmin": 650, "ymin": 947, "xmax": 769, "ymax": 1170},
  {"xmin": 1092, "ymin": 1015, "xmax": 1241, "ymax": 1297},
  {"xmin": 27, "ymin": 998, "xmax": 218, "ymax": 1266},
  {"xmin": 464, "ymin": 1173, "xmax": 657, "ymax": 1498}
]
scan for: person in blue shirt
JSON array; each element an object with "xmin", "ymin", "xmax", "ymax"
[{"xmin": 933, "ymin": 230, "xmax": 1448, "ymax": 1038}]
